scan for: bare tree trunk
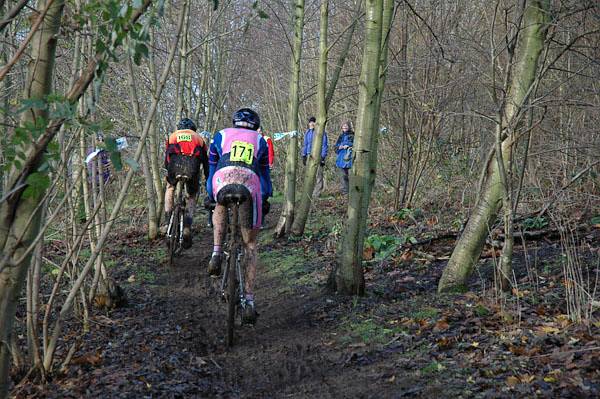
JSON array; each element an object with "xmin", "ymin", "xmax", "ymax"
[
  {"xmin": 324, "ymin": 0, "xmax": 362, "ymax": 110},
  {"xmin": 438, "ymin": 0, "xmax": 550, "ymax": 293},
  {"xmin": 26, "ymin": 215, "xmax": 44, "ymax": 375},
  {"xmin": 291, "ymin": 0, "xmax": 328, "ymax": 235},
  {"xmin": 147, "ymin": 29, "xmax": 165, "ymax": 219},
  {"xmin": 0, "ymin": 1, "xmax": 64, "ymax": 396},
  {"xmin": 335, "ymin": 0, "xmax": 393, "ymax": 295},
  {"xmin": 175, "ymin": 0, "xmax": 190, "ymax": 118},
  {"xmin": 292, "ymin": 0, "xmax": 361, "ymax": 235},
  {"xmin": 275, "ymin": 0, "xmax": 305, "ymax": 236},
  {"xmin": 394, "ymin": 4, "xmax": 408, "ymax": 210}
]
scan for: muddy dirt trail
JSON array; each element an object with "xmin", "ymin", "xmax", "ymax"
[
  {"xmin": 16, "ymin": 203, "xmax": 600, "ymax": 398},
  {"xmin": 19, "ymin": 221, "xmax": 408, "ymax": 398}
]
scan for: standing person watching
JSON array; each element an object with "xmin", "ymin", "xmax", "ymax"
[
  {"xmin": 206, "ymin": 108, "xmax": 272, "ymax": 324},
  {"xmin": 301, "ymin": 116, "xmax": 328, "ymax": 198},
  {"xmin": 163, "ymin": 118, "xmax": 209, "ymax": 248},
  {"xmin": 334, "ymin": 121, "xmax": 354, "ymax": 195}
]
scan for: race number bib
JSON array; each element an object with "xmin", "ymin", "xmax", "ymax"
[
  {"xmin": 230, "ymin": 141, "xmax": 254, "ymax": 165},
  {"xmin": 176, "ymin": 133, "xmax": 192, "ymax": 142}
]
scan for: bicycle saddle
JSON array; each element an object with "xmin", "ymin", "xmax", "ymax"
[{"xmin": 217, "ymin": 184, "xmax": 251, "ymax": 206}]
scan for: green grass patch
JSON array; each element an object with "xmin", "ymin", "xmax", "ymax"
[
  {"xmin": 259, "ymin": 248, "xmax": 318, "ymax": 294},
  {"xmin": 474, "ymin": 304, "xmax": 490, "ymax": 317},
  {"xmin": 410, "ymin": 307, "xmax": 440, "ymax": 320},
  {"xmin": 262, "ymin": 247, "xmax": 307, "ymax": 276},
  {"xmin": 131, "ymin": 264, "xmax": 156, "ymax": 283},
  {"xmin": 341, "ymin": 318, "xmax": 405, "ymax": 345},
  {"xmin": 421, "ymin": 361, "xmax": 446, "ymax": 374}
]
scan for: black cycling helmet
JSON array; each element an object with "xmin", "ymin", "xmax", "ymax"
[
  {"xmin": 232, "ymin": 108, "xmax": 260, "ymax": 130},
  {"xmin": 177, "ymin": 118, "xmax": 197, "ymax": 131}
]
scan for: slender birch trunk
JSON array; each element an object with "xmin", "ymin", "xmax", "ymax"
[
  {"xmin": 147, "ymin": 29, "xmax": 165, "ymax": 218},
  {"xmin": 393, "ymin": 4, "xmax": 408, "ymax": 210},
  {"xmin": 175, "ymin": 0, "xmax": 190, "ymax": 118},
  {"xmin": 275, "ymin": 0, "xmax": 305, "ymax": 236},
  {"xmin": 0, "ymin": 1, "xmax": 64, "ymax": 396},
  {"xmin": 438, "ymin": 0, "xmax": 550, "ymax": 292},
  {"xmin": 292, "ymin": 0, "xmax": 361, "ymax": 235},
  {"xmin": 291, "ymin": 0, "xmax": 328, "ymax": 235},
  {"xmin": 335, "ymin": 0, "xmax": 393, "ymax": 294}
]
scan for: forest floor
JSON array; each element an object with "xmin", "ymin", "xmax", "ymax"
[{"xmin": 13, "ymin": 195, "xmax": 600, "ymax": 398}]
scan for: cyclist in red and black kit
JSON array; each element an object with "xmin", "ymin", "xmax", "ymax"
[{"xmin": 163, "ymin": 118, "xmax": 209, "ymax": 248}]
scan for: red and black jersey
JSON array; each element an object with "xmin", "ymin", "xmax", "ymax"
[{"xmin": 164, "ymin": 129, "xmax": 209, "ymax": 179}]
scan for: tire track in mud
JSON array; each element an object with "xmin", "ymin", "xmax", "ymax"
[{"xmin": 155, "ymin": 222, "xmax": 369, "ymax": 398}]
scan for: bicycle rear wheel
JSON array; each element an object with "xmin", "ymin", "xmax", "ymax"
[
  {"xmin": 226, "ymin": 205, "xmax": 240, "ymax": 347},
  {"xmin": 168, "ymin": 206, "xmax": 180, "ymax": 267},
  {"xmin": 168, "ymin": 181, "xmax": 184, "ymax": 267}
]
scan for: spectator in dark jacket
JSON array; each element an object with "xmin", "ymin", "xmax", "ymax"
[
  {"xmin": 301, "ymin": 116, "xmax": 328, "ymax": 197},
  {"xmin": 334, "ymin": 121, "xmax": 354, "ymax": 194}
]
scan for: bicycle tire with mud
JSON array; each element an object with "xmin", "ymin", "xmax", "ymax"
[{"xmin": 168, "ymin": 180, "xmax": 184, "ymax": 267}]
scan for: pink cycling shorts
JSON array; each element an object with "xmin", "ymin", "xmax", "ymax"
[{"xmin": 212, "ymin": 165, "xmax": 262, "ymax": 229}]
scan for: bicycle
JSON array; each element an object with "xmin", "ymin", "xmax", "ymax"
[
  {"xmin": 166, "ymin": 175, "xmax": 189, "ymax": 267},
  {"xmin": 216, "ymin": 184, "xmax": 251, "ymax": 347}
]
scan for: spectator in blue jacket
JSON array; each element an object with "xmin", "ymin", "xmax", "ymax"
[
  {"xmin": 301, "ymin": 116, "xmax": 329, "ymax": 198},
  {"xmin": 335, "ymin": 121, "xmax": 354, "ymax": 194}
]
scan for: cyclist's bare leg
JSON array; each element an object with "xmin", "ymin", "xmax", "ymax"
[
  {"xmin": 164, "ymin": 182, "xmax": 175, "ymax": 213},
  {"xmin": 162, "ymin": 182, "xmax": 175, "ymax": 234},
  {"xmin": 212, "ymin": 204, "xmax": 227, "ymax": 247},
  {"xmin": 185, "ymin": 194, "xmax": 196, "ymax": 224},
  {"xmin": 208, "ymin": 203, "xmax": 227, "ymax": 274},
  {"xmin": 241, "ymin": 227, "xmax": 259, "ymax": 296}
]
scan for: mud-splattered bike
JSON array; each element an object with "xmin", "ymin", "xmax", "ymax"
[{"xmin": 166, "ymin": 175, "xmax": 189, "ymax": 267}]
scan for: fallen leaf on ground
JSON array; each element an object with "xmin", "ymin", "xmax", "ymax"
[
  {"xmin": 434, "ymin": 319, "xmax": 449, "ymax": 331},
  {"xmin": 72, "ymin": 353, "xmax": 102, "ymax": 366},
  {"xmin": 363, "ymin": 247, "xmax": 375, "ymax": 260},
  {"xmin": 537, "ymin": 325, "xmax": 560, "ymax": 334},
  {"xmin": 506, "ymin": 376, "xmax": 520, "ymax": 387}
]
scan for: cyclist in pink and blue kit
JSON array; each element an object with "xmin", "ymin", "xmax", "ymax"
[{"xmin": 206, "ymin": 108, "xmax": 272, "ymax": 324}]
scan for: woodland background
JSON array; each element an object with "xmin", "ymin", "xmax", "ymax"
[{"xmin": 0, "ymin": 0, "xmax": 599, "ymax": 397}]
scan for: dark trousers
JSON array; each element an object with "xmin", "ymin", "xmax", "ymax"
[{"xmin": 339, "ymin": 167, "xmax": 349, "ymax": 194}]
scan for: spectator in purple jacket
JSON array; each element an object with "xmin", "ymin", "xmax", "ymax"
[
  {"xmin": 301, "ymin": 116, "xmax": 328, "ymax": 198},
  {"xmin": 86, "ymin": 134, "xmax": 111, "ymax": 186}
]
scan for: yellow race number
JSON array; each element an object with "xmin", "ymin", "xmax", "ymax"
[
  {"xmin": 230, "ymin": 141, "xmax": 254, "ymax": 165},
  {"xmin": 176, "ymin": 133, "xmax": 192, "ymax": 142}
]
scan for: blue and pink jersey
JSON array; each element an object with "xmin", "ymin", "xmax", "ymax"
[{"xmin": 207, "ymin": 127, "xmax": 272, "ymax": 229}]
